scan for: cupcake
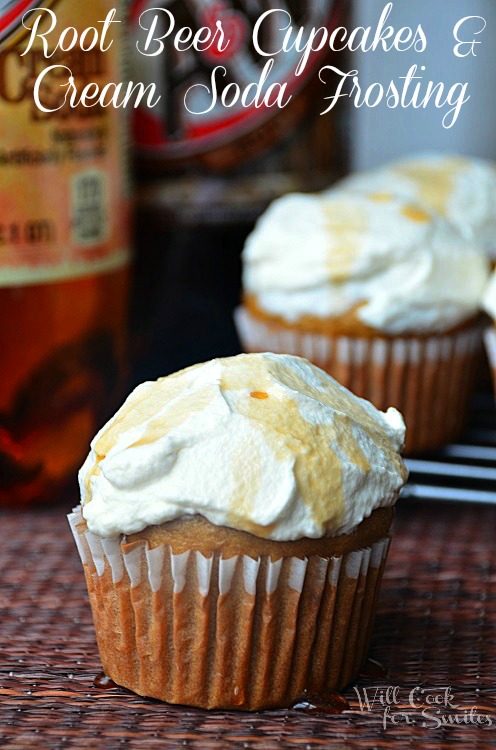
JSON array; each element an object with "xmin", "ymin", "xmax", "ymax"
[
  {"xmin": 333, "ymin": 153, "xmax": 496, "ymax": 261},
  {"xmin": 236, "ymin": 191, "xmax": 489, "ymax": 454},
  {"xmin": 69, "ymin": 352, "xmax": 408, "ymax": 710},
  {"xmin": 482, "ymin": 273, "xmax": 496, "ymax": 391}
]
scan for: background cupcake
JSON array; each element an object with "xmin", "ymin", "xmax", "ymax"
[
  {"xmin": 236, "ymin": 191, "xmax": 489, "ymax": 454},
  {"xmin": 69, "ymin": 353, "xmax": 408, "ymax": 710},
  {"xmin": 332, "ymin": 153, "xmax": 496, "ymax": 262}
]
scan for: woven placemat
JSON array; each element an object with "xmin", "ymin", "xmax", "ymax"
[{"xmin": 1, "ymin": 500, "xmax": 495, "ymax": 750}]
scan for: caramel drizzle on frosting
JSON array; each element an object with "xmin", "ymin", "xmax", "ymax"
[
  {"xmin": 401, "ymin": 204, "xmax": 431, "ymax": 224},
  {"xmin": 394, "ymin": 157, "xmax": 468, "ymax": 215},
  {"xmin": 84, "ymin": 364, "xmax": 206, "ymax": 497},
  {"xmin": 220, "ymin": 356, "xmax": 405, "ymax": 536},
  {"xmin": 322, "ymin": 194, "xmax": 433, "ymax": 285},
  {"xmin": 323, "ymin": 201, "xmax": 369, "ymax": 281},
  {"xmin": 83, "ymin": 355, "xmax": 407, "ymax": 539},
  {"xmin": 368, "ymin": 192, "xmax": 394, "ymax": 202}
]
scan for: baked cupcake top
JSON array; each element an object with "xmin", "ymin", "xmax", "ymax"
[
  {"xmin": 79, "ymin": 353, "xmax": 407, "ymax": 541},
  {"xmin": 242, "ymin": 191, "xmax": 488, "ymax": 335},
  {"xmin": 335, "ymin": 153, "xmax": 496, "ymax": 258}
]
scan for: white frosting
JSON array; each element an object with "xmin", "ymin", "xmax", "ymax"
[
  {"xmin": 482, "ymin": 272, "xmax": 496, "ymax": 321},
  {"xmin": 79, "ymin": 353, "xmax": 407, "ymax": 541},
  {"xmin": 242, "ymin": 191, "xmax": 488, "ymax": 335},
  {"xmin": 335, "ymin": 153, "xmax": 496, "ymax": 258}
]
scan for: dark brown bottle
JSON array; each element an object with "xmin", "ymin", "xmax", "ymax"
[{"xmin": 128, "ymin": 1, "xmax": 349, "ymax": 381}]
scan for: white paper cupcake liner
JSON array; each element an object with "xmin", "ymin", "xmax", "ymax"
[
  {"xmin": 235, "ymin": 306, "xmax": 483, "ymax": 453},
  {"xmin": 69, "ymin": 507, "xmax": 391, "ymax": 710}
]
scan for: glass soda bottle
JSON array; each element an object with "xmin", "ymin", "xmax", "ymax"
[
  {"xmin": 128, "ymin": 0, "xmax": 349, "ymax": 380},
  {"xmin": 0, "ymin": 1, "xmax": 131, "ymax": 507}
]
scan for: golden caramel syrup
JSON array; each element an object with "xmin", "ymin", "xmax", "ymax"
[
  {"xmin": 93, "ymin": 672, "xmax": 117, "ymax": 689},
  {"xmin": 368, "ymin": 192, "xmax": 394, "ymax": 202},
  {"xmin": 402, "ymin": 204, "xmax": 431, "ymax": 223},
  {"xmin": 394, "ymin": 158, "xmax": 467, "ymax": 215},
  {"xmin": 292, "ymin": 690, "xmax": 350, "ymax": 715}
]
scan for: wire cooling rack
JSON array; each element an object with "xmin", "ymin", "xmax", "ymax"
[{"xmin": 404, "ymin": 392, "xmax": 496, "ymax": 505}]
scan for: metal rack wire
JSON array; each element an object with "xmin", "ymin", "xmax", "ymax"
[{"xmin": 403, "ymin": 392, "xmax": 496, "ymax": 504}]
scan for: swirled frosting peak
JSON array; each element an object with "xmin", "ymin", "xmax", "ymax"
[{"xmin": 79, "ymin": 353, "xmax": 408, "ymax": 540}]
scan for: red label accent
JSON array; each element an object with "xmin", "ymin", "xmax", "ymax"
[
  {"xmin": 0, "ymin": 1, "xmax": 43, "ymax": 43},
  {"xmin": 131, "ymin": 0, "xmax": 343, "ymax": 162}
]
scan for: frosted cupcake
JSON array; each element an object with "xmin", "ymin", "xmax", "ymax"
[
  {"xmin": 236, "ymin": 192, "xmax": 489, "ymax": 453},
  {"xmin": 69, "ymin": 353, "xmax": 408, "ymax": 710},
  {"xmin": 333, "ymin": 153, "xmax": 496, "ymax": 261}
]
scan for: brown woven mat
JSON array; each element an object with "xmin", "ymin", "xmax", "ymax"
[{"xmin": 1, "ymin": 500, "xmax": 495, "ymax": 750}]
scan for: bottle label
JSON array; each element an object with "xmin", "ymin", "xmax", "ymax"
[
  {"xmin": 0, "ymin": 0, "xmax": 130, "ymax": 286},
  {"xmin": 130, "ymin": 0, "xmax": 342, "ymax": 164}
]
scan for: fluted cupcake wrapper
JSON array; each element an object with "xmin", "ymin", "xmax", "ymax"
[
  {"xmin": 235, "ymin": 307, "xmax": 483, "ymax": 454},
  {"xmin": 69, "ymin": 507, "xmax": 391, "ymax": 710}
]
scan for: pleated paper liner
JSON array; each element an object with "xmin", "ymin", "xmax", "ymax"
[
  {"xmin": 484, "ymin": 327, "xmax": 496, "ymax": 397},
  {"xmin": 235, "ymin": 307, "xmax": 484, "ymax": 455},
  {"xmin": 68, "ymin": 507, "xmax": 391, "ymax": 711}
]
